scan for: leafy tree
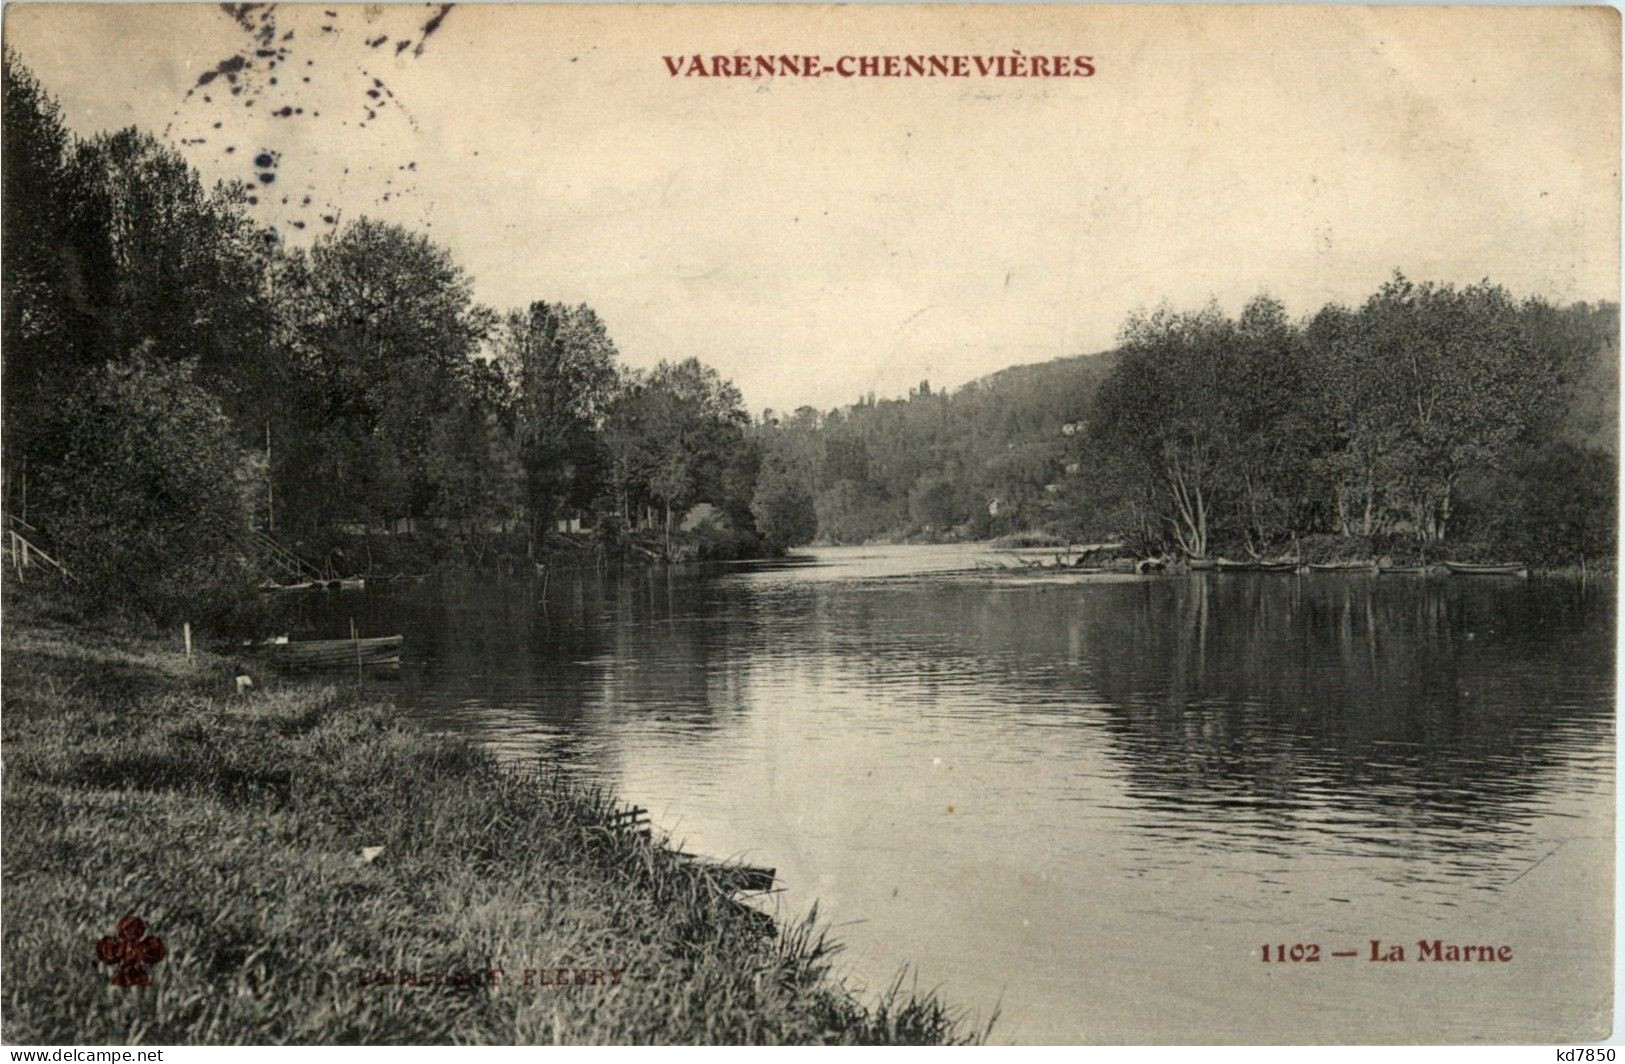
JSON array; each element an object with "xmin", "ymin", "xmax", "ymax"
[
  {"xmin": 908, "ymin": 470, "xmax": 969, "ymax": 533},
  {"xmin": 62, "ymin": 129, "xmax": 270, "ymax": 408},
  {"xmin": 1227, "ymin": 295, "xmax": 1318, "ymax": 552},
  {"xmin": 1350, "ymin": 275, "xmax": 1555, "ymax": 542},
  {"xmin": 30, "ymin": 349, "xmax": 254, "ymax": 624},
  {"xmin": 753, "ymin": 459, "xmax": 818, "ymax": 549},
  {"xmin": 1090, "ymin": 302, "xmax": 1239, "ymax": 558},
  {"xmin": 496, "ymin": 301, "xmax": 619, "ymax": 548},
  {"xmin": 273, "ymin": 219, "xmax": 494, "ymax": 529},
  {"xmin": 604, "ymin": 359, "xmax": 751, "ymax": 548},
  {"xmin": 2, "ymin": 49, "xmax": 84, "ymax": 468},
  {"xmin": 425, "ymin": 358, "xmax": 523, "ymax": 555}
]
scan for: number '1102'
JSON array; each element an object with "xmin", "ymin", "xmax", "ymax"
[{"xmin": 1261, "ymin": 944, "xmax": 1320, "ymax": 962}]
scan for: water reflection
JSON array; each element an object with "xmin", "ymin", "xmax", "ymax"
[{"xmin": 291, "ymin": 548, "xmax": 1614, "ymax": 1042}]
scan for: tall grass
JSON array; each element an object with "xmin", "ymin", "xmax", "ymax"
[{"xmin": 1, "ymin": 601, "xmax": 979, "ymax": 1044}]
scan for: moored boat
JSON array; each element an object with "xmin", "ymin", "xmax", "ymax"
[
  {"xmin": 269, "ymin": 634, "xmax": 403, "ymax": 670},
  {"xmin": 1378, "ymin": 564, "xmax": 1430, "ymax": 575},
  {"xmin": 1215, "ymin": 558, "xmax": 1299, "ymax": 573},
  {"xmin": 1188, "ymin": 557, "xmax": 1217, "ymax": 571},
  {"xmin": 1443, "ymin": 561, "xmax": 1529, "ymax": 577},
  {"xmin": 1306, "ymin": 560, "xmax": 1378, "ymax": 572}
]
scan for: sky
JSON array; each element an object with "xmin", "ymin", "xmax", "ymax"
[{"xmin": 6, "ymin": 3, "xmax": 1619, "ymax": 413}]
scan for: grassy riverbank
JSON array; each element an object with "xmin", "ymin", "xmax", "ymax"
[{"xmin": 0, "ymin": 599, "xmax": 976, "ymax": 1044}]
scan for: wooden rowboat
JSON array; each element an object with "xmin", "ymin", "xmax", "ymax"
[
  {"xmin": 1443, "ymin": 561, "xmax": 1529, "ymax": 578},
  {"xmin": 1215, "ymin": 558, "xmax": 1299, "ymax": 573},
  {"xmin": 1378, "ymin": 564, "xmax": 1429, "ymax": 575},
  {"xmin": 1306, "ymin": 560, "xmax": 1378, "ymax": 573},
  {"xmin": 1188, "ymin": 557, "xmax": 1217, "ymax": 571},
  {"xmin": 269, "ymin": 635, "xmax": 402, "ymax": 670}
]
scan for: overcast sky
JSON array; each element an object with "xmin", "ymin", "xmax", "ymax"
[{"xmin": 8, "ymin": 3, "xmax": 1619, "ymax": 413}]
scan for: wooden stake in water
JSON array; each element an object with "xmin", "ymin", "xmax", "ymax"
[{"xmin": 183, "ymin": 622, "xmax": 192, "ymax": 658}]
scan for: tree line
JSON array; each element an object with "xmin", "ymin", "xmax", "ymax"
[
  {"xmin": 2, "ymin": 53, "xmax": 778, "ymax": 625},
  {"xmin": 753, "ymin": 282, "xmax": 1615, "ymax": 565},
  {"xmin": 5, "ymin": 50, "xmax": 1613, "ymax": 629}
]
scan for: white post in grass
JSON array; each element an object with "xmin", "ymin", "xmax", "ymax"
[{"xmin": 183, "ymin": 622, "xmax": 192, "ymax": 658}]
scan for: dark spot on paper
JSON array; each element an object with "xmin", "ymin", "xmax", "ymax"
[
  {"xmin": 195, "ymin": 54, "xmax": 248, "ymax": 87},
  {"xmin": 414, "ymin": 4, "xmax": 453, "ymax": 57},
  {"xmin": 366, "ymin": 34, "xmax": 387, "ymax": 48},
  {"xmin": 221, "ymin": 3, "xmax": 257, "ymax": 33},
  {"xmin": 259, "ymin": 172, "xmax": 276, "ymax": 184}
]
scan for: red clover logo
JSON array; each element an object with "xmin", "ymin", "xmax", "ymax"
[{"xmin": 96, "ymin": 914, "xmax": 165, "ymax": 987}]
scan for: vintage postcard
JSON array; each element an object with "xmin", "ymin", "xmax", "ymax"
[{"xmin": 0, "ymin": 1, "xmax": 1617, "ymax": 1049}]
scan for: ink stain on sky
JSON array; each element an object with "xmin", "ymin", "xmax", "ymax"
[{"xmin": 164, "ymin": 3, "xmax": 451, "ymax": 237}]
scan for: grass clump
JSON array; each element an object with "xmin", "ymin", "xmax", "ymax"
[{"xmin": 1, "ymin": 602, "xmax": 977, "ymax": 1044}]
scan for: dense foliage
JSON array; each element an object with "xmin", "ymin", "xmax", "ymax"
[
  {"xmin": 753, "ymin": 361, "xmax": 1117, "ymax": 545},
  {"xmin": 1079, "ymin": 286, "xmax": 1618, "ymax": 563},
  {"xmin": 2, "ymin": 50, "xmax": 1616, "ymax": 633},
  {"xmin": 1, "ymin": 53, "xmax": 773, "ymax": 624},
  {"xmin": 754, "ymin": 288, "xmax": 1616, "ymax": 565}
]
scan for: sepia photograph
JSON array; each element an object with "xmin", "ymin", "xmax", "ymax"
[{"xmin": 0, "ymin": 1, "xmax": 1618, "ymax": 1048}]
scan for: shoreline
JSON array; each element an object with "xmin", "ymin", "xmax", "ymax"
[{"xmin": 0, "ymin": 604, "xmax": 979, "ymax": 1045}]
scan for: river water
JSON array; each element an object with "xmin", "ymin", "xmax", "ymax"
[{"xmin": 296, "ymin": 544, "xmax": 1615, "ymax": 1043}]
